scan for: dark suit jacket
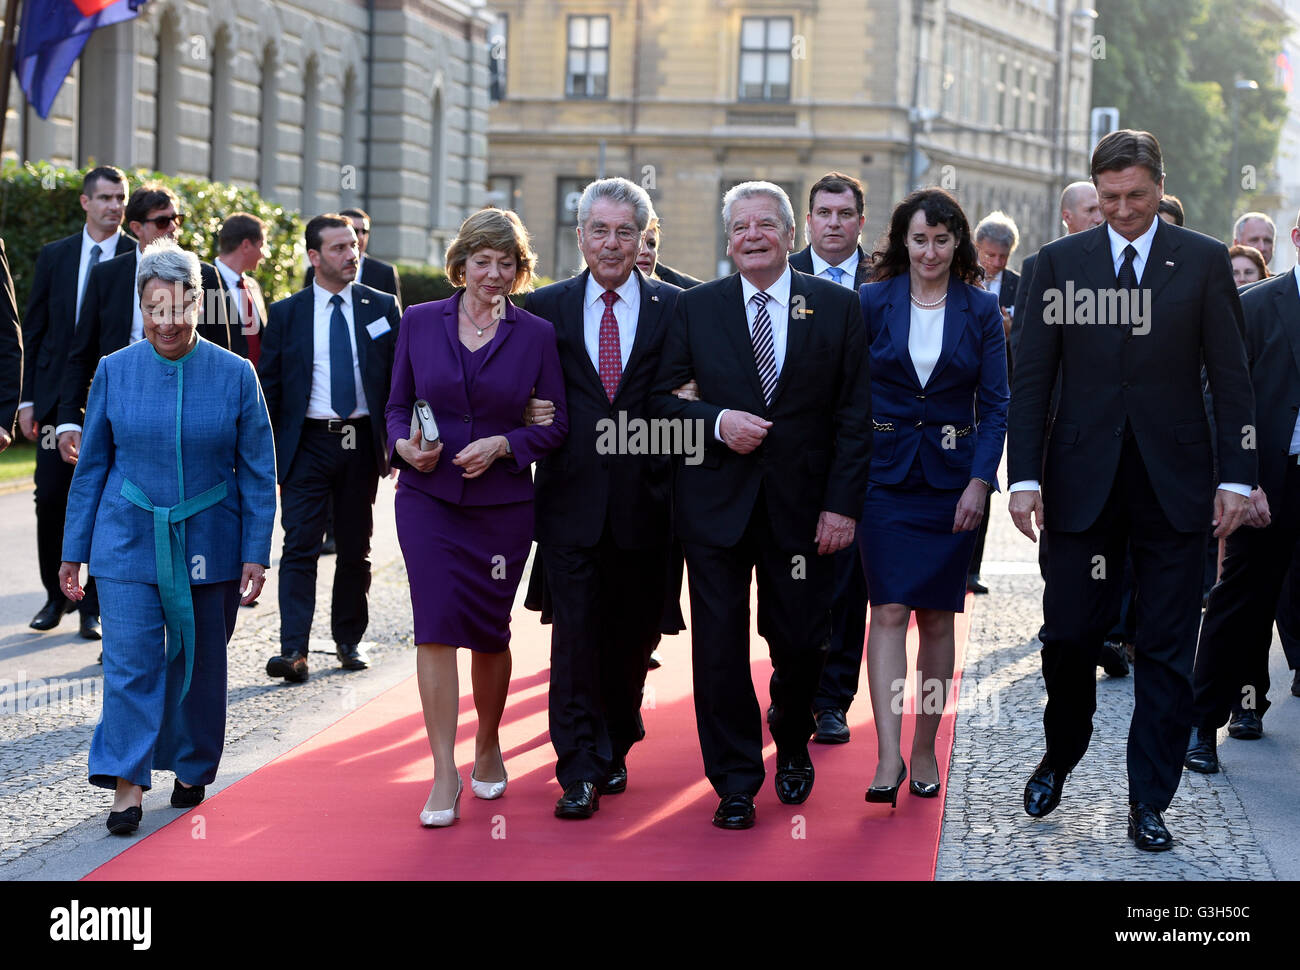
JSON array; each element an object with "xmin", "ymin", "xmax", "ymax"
[
  {"xmin": 651, "ymin": 268, "xmax": 872, "ymax": 549},
  {"xmin": 1008, "ymin": 220, "xmax": 1256, "ymax": 533},
  {"xmin": 1010, "ymin": 253, "xmax": 1036, "ymax": 365},
  {"xmin": 205, "ymin": 263, "xmax": 267, "ymax": 359},
  {"xmin": 59, "ymin": 251, "xmax": 229, "ymax": 427},
  {"xmin": 529, "ymin": 268, "xmax": 681, "ymax": 549},
  {"xmin": 306, "ymin": 256, "xmax": 402, "ymax": 310},
  {"xmin": 1239, "ymin": 272, "xmax": 1300, "ymax": 505},
  {"xmin": 0, "ymin": 240, "xmax": 21, "ymax": 435},
  {"xmin": 788, "ymin": 245, "xmax": 872, "ymax": 290},
  {"xmin": 861, "ymin": 273, "xmax": 1008, "ymax": 489},
  {"xmin": 258, "ymin": 282, "xmax": 401, "ymax": 482},
  {"xmin": 22, "ymin": 230, "xmax": 135, "ymax": 422},
  {"xmin": 653, "ymin": 262, "xmax": 705, "ymax": 289}
]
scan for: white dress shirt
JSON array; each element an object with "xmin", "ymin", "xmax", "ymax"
[
  {"xmin": 307, "ymin": 281, "xmax": 368, "ymax": 419},
  {"xmin": 583, "ymin": 269, "xmax": 641, "ymax": 372},
  {"xmin": 810, "ymin": 248, "xmax": 861, "ymax": 288},
  {"xmin": 716, "ymin": 266, "xmax": 794, "ymax": 440},
  {"xmin": 908, "ymin": 304, "xmax": 945, "ymax": 387},
  {"xmin": 214, "ymin": 256, "xmax": 246, "ymax": 322},
  {"xmin": 986, "ymin": 270, "xmax": 1003, "ymax": 301},
  {"xmin": 76, "ymin": 227, "xmax": 123, "ymax": 326}
]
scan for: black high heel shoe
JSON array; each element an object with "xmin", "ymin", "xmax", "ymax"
[
  {"xmin": 865, "ymin": 765, "xmax": 908, "ymax": 808},
  {"xmin": 909, "ymin": 778, "xmax": 941, "ymax": 798}
]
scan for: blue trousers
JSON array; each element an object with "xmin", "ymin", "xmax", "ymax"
[{"xmin": 89, "ymin": 579, "xmax": 240, "ymax": 791}]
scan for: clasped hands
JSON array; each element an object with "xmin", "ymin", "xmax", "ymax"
[{"xmin": 394, "ymin": 429, "xmax": 509, "ymax": 479}]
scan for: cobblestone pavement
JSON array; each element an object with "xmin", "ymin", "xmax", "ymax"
[{"xmin": 935, "ymin": 498, "xmax": 1276, "ymax": 880}]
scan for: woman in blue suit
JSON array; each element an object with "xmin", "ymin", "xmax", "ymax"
[
  {"xmin": 60, "ymin": 241, "xmax": 277, "ymax": 834},
  {"xmin": 859, "ymin": 188, "xmax": 1008, "ymax": 805}
]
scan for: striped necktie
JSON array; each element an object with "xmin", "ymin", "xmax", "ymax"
[{"xmin": 750, "ymin": 290, "xmax": 778, "ymax": 405}]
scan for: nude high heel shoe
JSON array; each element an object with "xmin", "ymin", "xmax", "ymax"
[
  {"xmin": 470, "ymin": 771, "xmax": 507, "ymax": 800},
  {"xmin": 420, "ymin": 775, "xmax": 463, "ymax": 827}
]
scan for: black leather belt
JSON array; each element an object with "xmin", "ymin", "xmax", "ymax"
[{"xmin": 305, "ymin": 418, "xmax": 364, "ymax": 433}]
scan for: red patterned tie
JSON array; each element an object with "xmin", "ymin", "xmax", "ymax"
[
  {"xmin": 237, "ymin": 277, "xmax": 261, "ymax": 366},
  {"xmin": 598, "ymin": 290, "xmax": 621, "ymax": 401}
]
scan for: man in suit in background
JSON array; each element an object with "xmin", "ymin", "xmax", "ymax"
[
  {"xmin": 18, "ymin": 166, "xmax": 134, "ymax": 637},
  {"xmin": 652, "ymin": 181, "xmax": 871, "ymax": 829},
  {"xmin": 528, "ymin": 177, "xmax": 682, "ymax": 819},
  {"xmin": 57, "ymin": 184, "xmax": 228, "ymax": 463},
  {"xmin": 305, "ymin": 207, "xmax": 401, "ymax": 310},
  {"xmin": 1233, "ymin": 211, "xmax": 1276, "ymax": 271},
  {"xmin": 208, "ymin": 212, "xmax": 270, "ymax": 363},
  {"xmin": 788, "ymin": 171, "xmax": 872, "ymax": 746},
  {"xmin": 1009, "ymin": 129, "xmax": 1255, "ymax": 851},
  {"xmin": 1185, "ymin": 210, "xmax": 1300, "ymax": 773},
  {"xmin": 259, "ymin": 214, "xmax": 400, "ymax": 683},
  {"xmin": 0, "ymin": 239, "xmax": 21, "ymax": 454}
]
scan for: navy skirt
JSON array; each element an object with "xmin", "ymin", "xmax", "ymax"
[
  {"xmin": 859, "ymin": 459, "xmax": 978, "ymax": 613},
  {"xmin": 395, "ymin": 484, "xmax": 533, "ymax": 652}
]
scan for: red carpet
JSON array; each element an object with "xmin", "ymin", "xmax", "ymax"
[{"xmin": 86, "ymin": 590, "xmax": 971, "ymax": 881}]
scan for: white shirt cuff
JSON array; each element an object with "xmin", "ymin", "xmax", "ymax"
[
  {"xmin": 1009, "ymin": 480, "xmax": 1040, "ymax": 493},
  {"xmin": 714, "ymin": 408, "xmax": 729, "ymax": 442},
  {"xmin": 18, "ymin": 401, "xmax": 32, "ymax": 411},
  {"xmin": 1218, "ymin": 482, "xmax": 1252, "ymax": 498},
  {"xmin": 55, "ymin": 423, "xmax": 81, "ymax": 437}
]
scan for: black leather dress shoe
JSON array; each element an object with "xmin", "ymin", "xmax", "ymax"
[
  {"xmin": 320, "ymin": 535, "xmax": 336, "ymax": 556},
  {"xmin": 967, "ymin": 575, "xmax": 990, "ymax": 594},
  {"xmin": 79, "ymin": 612, "xmax": 102, "ymax": 641},
  {"xmin": 1099, "ymin": 641, "xmax": 1130, "ymax": 677},
  {"xmin": 170, "ymin": 779, "xmax": 206, "ymax": 809},
  {"xmin": 106, "ymin": 805, "xmax": 142, "ymax": 835},
  {"xmin": 765, "ymin": 703, "xmax": 776, "ymax": 725},
  {"xmin": 29, "ymin": 598, "xmax": 69, "ymax": 631},
  {"xmin": 554, "ymin": 781, "xmax": 600, "ymax": 819},
  {"xmin": 1292, "ymin": 671, "xmax": 1300, "ymax": 698},
  {"xmin": 1127, "ymin": 802, "xmax": 1174, "ymax": 851},
  {"xmin": 775, "ymin": 749, "xmax": 815, "ymax": 804},
  {"xmin": 266, "ymin": 654, "xmax": 309, "ymax": 683},
  {"xmin": 712, "ymin": 793, "xmax": 756, "ymax": 829},
  {"xmin": 813, "ymin": 708, "xmax": 850, "ymax": 744},
  {"xmin": 599, "ymin": 760, "xmax": 627, "ymax": 795},
  {"xmin": 336, "ymin": 643, "xmax": 368, "ymax": 671},
  {"xmin": 1227, "ymin": 710, "xmax": 1263, "ymax": 740},
  {"xmin": 1184, "ymin": 726, "xmax": 1219, "ymax": 773},
  {"xmin": 1024, "ymin": 758, "xmax": 1066, "ymax": 817}
]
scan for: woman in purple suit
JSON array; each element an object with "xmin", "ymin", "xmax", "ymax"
[{"xmin": 386, "ymin": 208, "xmax": 568, "ymax": 827}]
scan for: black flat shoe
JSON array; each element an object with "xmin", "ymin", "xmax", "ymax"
[
  {"xmin": 30, "ymin": 598, "xmax": 69, "ymax": 631},
  {"xmin": 865, "ymin": 765, "xmax": 907, "ymax": 807},
  {"xmin": 1024, "ymin": 757, "xmax": 1066, "ymax": 817},
  {"xmin": 1128, "ymin": 802, "xmax": 1174, "ymax": 851},
  {"xmin": 266, "ymin": 654, "xmax": 309, "ymax": 683},
  {"xmin": 712, "ymin": 793, "xmax": 755, "ymax": 829},
  {"xmin": 813, "ymin": 708, "xmax": 850, "ymax": 744},
  {"xmin": 106, "ymin": 805, "xmax": 142, "ymax": 835},
  {"xmin": 170, "ymin": 779, "xmax": 205, "ymax": 809},
  {"xmin": 1099, "ymin": 640, "xmax": 1130, "ymax": 677},
  {"xmin": 554, "ymin": 781, "xmax": 600, "ymax": 819},
  {"xmin": 336, "ymin": 643, "xmax": 368, "ymax": 671},
  {"xmin": 1227, "ymin": 710, "xmax": 1263, "ymax": 740},
  {"xmin": 598, "ymin": 760, "xmax": 627, "ymax": 795},
  {"xmin": 79, "ymin": 612, "xmax": 102, "ymax": 641},
  {"xmin": 775, "ymin": 749, "xmax": 815, "ymax": 804},
  {"xmin": 1291, "ymin": 671, "xmax": 1300, "ymax": 698},
  {"xmin": 1184, "ymin": 726, "xmax": 1219, "ymax": 774}
]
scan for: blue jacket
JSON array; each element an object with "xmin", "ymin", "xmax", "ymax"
[
  {"xmin": 63, "ymin": 337, "xmax": 278, "ymax": 581},
  {"xmin": 860, "ymin": 273, "xmax": 1009, "ymax": 489}
]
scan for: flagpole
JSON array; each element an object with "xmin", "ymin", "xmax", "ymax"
[{"xmin": 0, "ymin": 0, "xmax": 21, "ymax": 157}]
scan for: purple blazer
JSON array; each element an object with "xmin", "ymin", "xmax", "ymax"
[{"xmin": 385, "ymin": 291, "xmax": 568, "ymax": 505}]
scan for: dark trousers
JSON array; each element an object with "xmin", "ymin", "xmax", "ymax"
[
  {"xmin": 811, "ymin": 536, "xmax": 868, "ymax": 714},
  {"xmin": 684, "ymin": 495, "xmax": 834, "ymax": 797},
  {"xmin": 544, "ymin": 530, "xmax": 668, "ymax": 787},
  {"xmin": 968, "ymin": 490, "xmax": 993, "ymax": 578},
  {"xmin": 1192, "ymin": 460, "xmax": 1300, "ymax": 728},
  {"xmin": 34, "ymin": 414, "xmax": 97, "ymax": 612},
  {"xmin": 1039, "ymin": 433, "xmax": 1206, "ymax": 810},
  {"xmin": 1279, "ymin": 544, "xmax": 1300, "ymax": 670},
  {"xmin": 277, "ymin": 423, "xmax": 378, "ymax": 656}
]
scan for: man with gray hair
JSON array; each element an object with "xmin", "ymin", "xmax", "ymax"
[
  {"xmin": 1232, "ymin": 211, "xmax": 1275, "ymax": 269},
  {"xmin": 652, "ymin": 181, "xmax": 872, "ymax": 829}
]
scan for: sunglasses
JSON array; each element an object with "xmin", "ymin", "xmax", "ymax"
[{"xmin": 141, "ymin": 213, "xmax": 185, "ymax": 230}]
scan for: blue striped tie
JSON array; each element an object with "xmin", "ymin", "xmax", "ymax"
[{"xmin": 750, "ymin": 291, "xmax": 778, "ymax": 405}]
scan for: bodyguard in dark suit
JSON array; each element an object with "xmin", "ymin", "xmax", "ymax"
[
  {"xmin": 529, "ymin": 178, "xmax": 681, "ymax": 819},
  {"xmin": 18, "ymin": 166, "xmax": 133, "ymax": 636},
  {"xmin": 1185, "ymin": 228, "xmax": 1300, "ymax": 773},
  {"xmin": 304, "ymin": 207, "xmax": 401, "ymax": 310},
  {"xmin": 651, "ymin": 181, "xmax": 872, "ymax": 829},
  {"xmin": 207, "ymin": 213, "xmax": 270, "ymax": 363},
  {"xmin": 788, "ymin": 171, "xmax": 872, "ymax": 746},
  {"xmin": 259, "ymin": 214, "xmax": 400, "ymax": 682},
  {"xmin": 1009, "ymin": 130, "xmax": 1256, "ymax": 851}
]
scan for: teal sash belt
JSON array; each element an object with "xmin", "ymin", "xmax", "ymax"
[{"xmin": 119, "ymin": 477, "xmax": 228, "ymax": 700}]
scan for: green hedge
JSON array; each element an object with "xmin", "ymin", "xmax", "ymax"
[
  {"xmin": 395, "ymin": 263, "xmax": 556, "ymax": 310},
  {"xmin": 0, "ymin": 161, "xmax": 306, "ymax": 311}
]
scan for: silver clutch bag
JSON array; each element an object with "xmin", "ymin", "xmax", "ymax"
[{"xmin": 410, "ymin": 399, "xmax": 440, "ymax": 450}]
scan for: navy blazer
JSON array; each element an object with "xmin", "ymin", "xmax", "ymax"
[
  {"xmin": 384, "ymin": 291, "xmax": 567, "ymax": 506},
  {"xmin": 1240, "ymin": 273, "xmax": 1300, "ymax": 506},
  {"xmin": 861, "ymin": 273, "xmax": 1009, "ymax": 490},
  {"xmin": 258, "ymin": 282, "xmax": 401, "ymax": 482}
]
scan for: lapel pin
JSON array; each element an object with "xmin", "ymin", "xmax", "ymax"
[
  {"xmin": 651, "ymin": 295, "xmax": 659, "ymax": 302},
  {"xmin": 1165, "ymin": 261, "xmax": 1175, "ymax": 267},
  {"xmin": 360, "ymin": 297, "xmax": 370, "ymax": 304}
]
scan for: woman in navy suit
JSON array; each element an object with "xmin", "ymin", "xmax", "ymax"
[
  {"xmin": 859, "ymin": 188, "xmax": 1009, "ymax": 805},
  {"xmin": 385, "ymin": 208, "xmax": 567, "ymax": 827}
]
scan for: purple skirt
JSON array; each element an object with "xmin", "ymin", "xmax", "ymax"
[{"xmin": 395, "ymin": 484, "xmax": 533, "ymax": 652}]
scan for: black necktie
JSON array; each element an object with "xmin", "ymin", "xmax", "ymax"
[
  {"xmin": 77, "ymin": 244, "xmax": 102, "ymax": 324},
  {"xmin": 1117, "ymin": 244, "xmax": 1138, "ymax": 291}
]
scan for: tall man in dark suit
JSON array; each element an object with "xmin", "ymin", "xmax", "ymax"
[
  {"xmin": 57, "ymin": 184, "xmax": 229, "ymax": 461},
  {"xmin": 1184, "ymin": 212, "xmax": 1300, "ymax": 772},
  {"xmin": 788, "ymin": 171, "xmax": 872, "ymax": 746},
  {"xmin": 19, "ymin": 166, "xmax": 133, "ymax": 636},
  {"xmin": 527, "ymin": 178, "xmax": 682, "ymax": 819},
  {"xmin": 207, "ymin": 212, "xmax": 269, "ymax": 363},
  {"xmin": 1009, "ymin": 130, "xmax": 1256, "ymax": 851},
  {"xmin": 305, "ymin": 207, "xmax": 402, "ymax": 309},
  {"xmin": 652, "ymin": 181, "xmax": 872, "ymax": 829},
  {"xmin": 259, "ymin": 214, "xmax": 400, "ymax": 683}
]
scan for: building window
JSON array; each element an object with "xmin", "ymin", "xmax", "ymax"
[
  {"xmin": 960, "ymin": 37, "xmax": 976, "ymax": 122},
  {"xmin": 488, "ymin": 175, "xmax": 520, "ymax": 213},
  {"xmin": 739, "ymin": 17, "xmax": 792, "ymax": 102},
  {"xmin": 979, "ymin": 47, "xmax": 993, "ymax": 125},
  {"xmin": 996, "ymin": 55, "xmax": 1008, "ymax": 128},
  {"xmin": 940, "ymin": 33, "xmax": 957, "ymax": 118},
  {"xmin": 566, "ymin": 15, "xmax": 609, "ymax": 98},
  {"xmin": 554, "ymin": 177, "xmax": 587, "ymax": 279},
  {"xmin": 490, "ymin": 14, "xmax": 508, "ymax": 101}
]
